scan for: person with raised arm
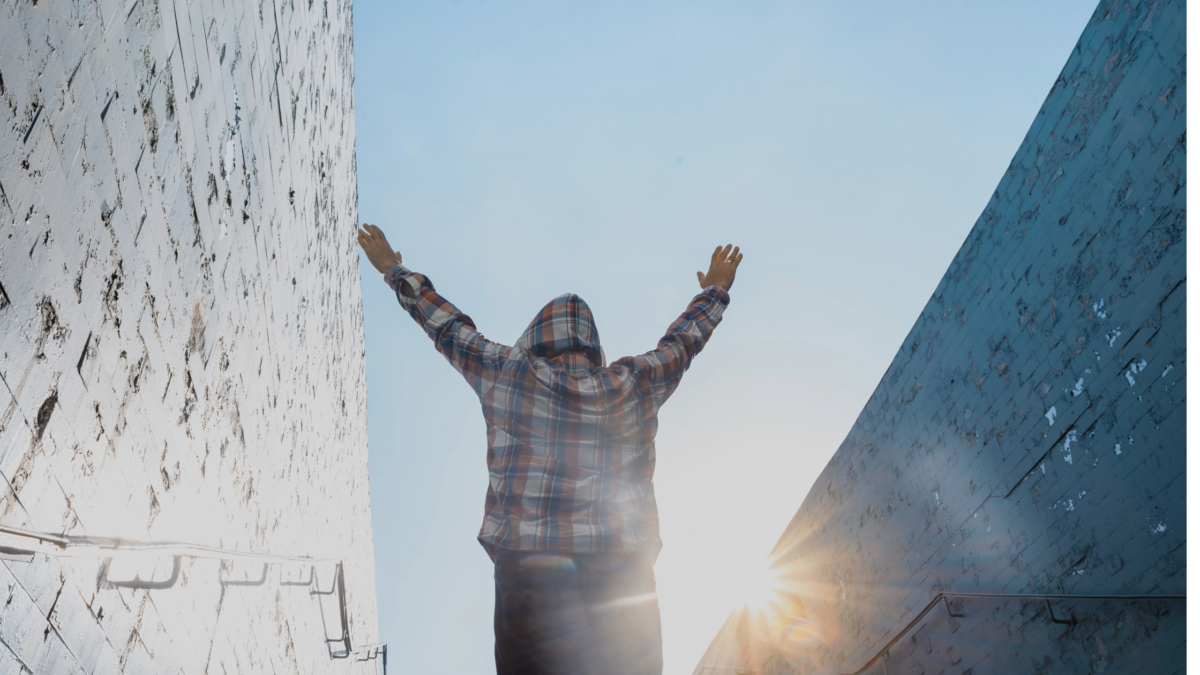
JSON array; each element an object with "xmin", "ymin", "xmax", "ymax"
[{"xmin": 359, "ymin": 224, "xmax": 743, "ymax": 675}]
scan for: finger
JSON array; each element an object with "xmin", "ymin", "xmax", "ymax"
[
  {"xmin": 734, "ymin": 251, "xmax": 744, "ymax": 266},
  {"xmin": 729, "ymin": 246, "xmax": 739, "ymax": 263},
  {"xmin": 712, "ymin": 246, "xmax": 722, "ymax": 263},
  {"xmin": 697, "ymin": 271, "xmax": 704, "ymax": 287},
  {"xmin": 722, "ymin": 244, "xmax": 733, "ymax": 260}
]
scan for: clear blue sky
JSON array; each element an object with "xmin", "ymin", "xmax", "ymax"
[{"xmin": 352, "ymin": 2, "xmax": 1097, "ymax": 672}]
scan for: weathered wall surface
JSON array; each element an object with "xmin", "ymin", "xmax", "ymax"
[
  {"xmin": 697, "ymin": 1, "xmax": 1185, "ymax": 673},
  {"xmin": 0, "ymin": 0, "xmax": 377, "ymax": 672}
]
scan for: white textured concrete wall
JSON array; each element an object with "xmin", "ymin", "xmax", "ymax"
[{"xmin": 0, "ymin": 0, "xmax": 377, "ymax": 673}]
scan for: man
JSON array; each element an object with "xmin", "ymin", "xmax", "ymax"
[{"xmin": 358, "ymin": 224, "xmax": 742, "ymax": 674}]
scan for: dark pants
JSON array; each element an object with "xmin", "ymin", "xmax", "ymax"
[{"xmin": 494, "ymin": 551, "xmax": 663, "ymax": 675}]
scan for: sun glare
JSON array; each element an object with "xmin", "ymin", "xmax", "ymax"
[
  {"xmin": 731, "ymin": 562, "xmax": 784, "ymax": 612},
  {"xmin": 723, "ymin": 558, "xmax": 822, "ymax": 644}
]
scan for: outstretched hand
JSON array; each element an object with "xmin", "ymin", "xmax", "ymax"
[
  {"xmin": 357, "ymin": 224, "xmax": 403, "ymax": 275},
  {"xmin": 697, "ymin": 244, "xmax": 743, "ymax": 292}
]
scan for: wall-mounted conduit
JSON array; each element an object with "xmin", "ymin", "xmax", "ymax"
[{"xmin": 0, "ymin": 523, "xmax": 386, "ymax": 673}]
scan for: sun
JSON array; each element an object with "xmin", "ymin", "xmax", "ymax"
[{"xmin": 730, "ymin": 562, "xmax": 784, "ymax": 612}]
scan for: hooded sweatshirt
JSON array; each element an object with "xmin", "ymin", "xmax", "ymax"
[{"xmin": 387, "ymin": 265, "xmax": 728, "ymax": 560}]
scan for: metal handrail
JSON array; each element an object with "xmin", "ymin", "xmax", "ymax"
[
  {"xmin": 697, "ymin": 591, "xmax": 1186, "ymax": 675},
  {"xmin": 0, "ymin": 523, "xmax": 387, "ymax": 673},
  {"xmin": 0, "ymin": 523, "xmax": 341, "ymax": 562},
  {"xmin": 351, "ymin": 643, "xmax": 388, "ymax": 666},
  {"xmin": 837, "ymin": 591, "xmax": 1186, "ymax": 674}
]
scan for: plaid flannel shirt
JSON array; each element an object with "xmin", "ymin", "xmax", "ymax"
[{"xmin": 386, "ymin": 265, "xmax": 729, "ymax": 560}]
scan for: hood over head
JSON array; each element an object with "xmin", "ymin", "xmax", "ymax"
[{"xmin": 514, "ymin": 293, "xmax": 606, "ymax": 368}]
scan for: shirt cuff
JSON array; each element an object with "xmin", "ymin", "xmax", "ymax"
[
  {"xmin": 703, "ymin": 285, "xmax": 731, "ymax": 306},
  {"xmin": 385, "ymin": 264, "xmax": 423, "ymax": 304}
]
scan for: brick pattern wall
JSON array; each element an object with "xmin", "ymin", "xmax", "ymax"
[
  {"xmin": 696, "ymin": 1, "xmax": 1185, "ymax": 673},
  {"xmin": 0, "ymin": 0, "xmax": 377, "ymax": 673}
]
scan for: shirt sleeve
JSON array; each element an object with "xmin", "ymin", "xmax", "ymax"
[
  {"xmin": 614, "ymin": 286, "xmax": 729, "ymax": 409},
  {"xmin": 385, "ymin": 264, "xmax": 512, "ymax": 396}
]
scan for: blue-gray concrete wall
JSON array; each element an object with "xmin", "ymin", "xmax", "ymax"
[{"xmin": 696, "ymin": 1, "xmax": 1185, "ymax": 672}]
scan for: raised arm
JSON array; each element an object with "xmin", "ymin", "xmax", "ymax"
[
  {"xmin": 358, "ymin": 224, "xmax": 511, "ymax": 396},
  {"xmin": 615, "ymin": 245, "xmax": 743, "ymax": 408}
]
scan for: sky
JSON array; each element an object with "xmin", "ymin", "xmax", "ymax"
[{"xmin": 352, "ymin": 1, "xmax": 1098, "ymax": 672}]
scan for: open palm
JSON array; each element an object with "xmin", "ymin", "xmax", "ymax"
[
  {"xmin": 357, "ymin": 224, "xmax": 402, "ymax": 274},
  {"xmin": 697, "ymin": 244, "xmax": 743, "ymax": 292}
]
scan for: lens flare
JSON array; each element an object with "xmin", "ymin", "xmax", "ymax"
[
  {"xmin": 698, "ymin": 556, "xmax": 825, "ymax": 673},
  {"xmin": 730, "ymin": 561, "xmax": 784, "ymax": 612}
]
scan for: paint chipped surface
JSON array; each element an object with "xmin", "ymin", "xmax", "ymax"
[
  {"xmin": 1125, "ymin": 359, "xmax": 1148, "ymax": 386},
  {"xmin": 1061, "ymin": 429, "xmax": 1077, "ymax": 465},
  {"xmin": 1045, "ymin": 406, "xmax": 1057, "ymax": 426}
]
